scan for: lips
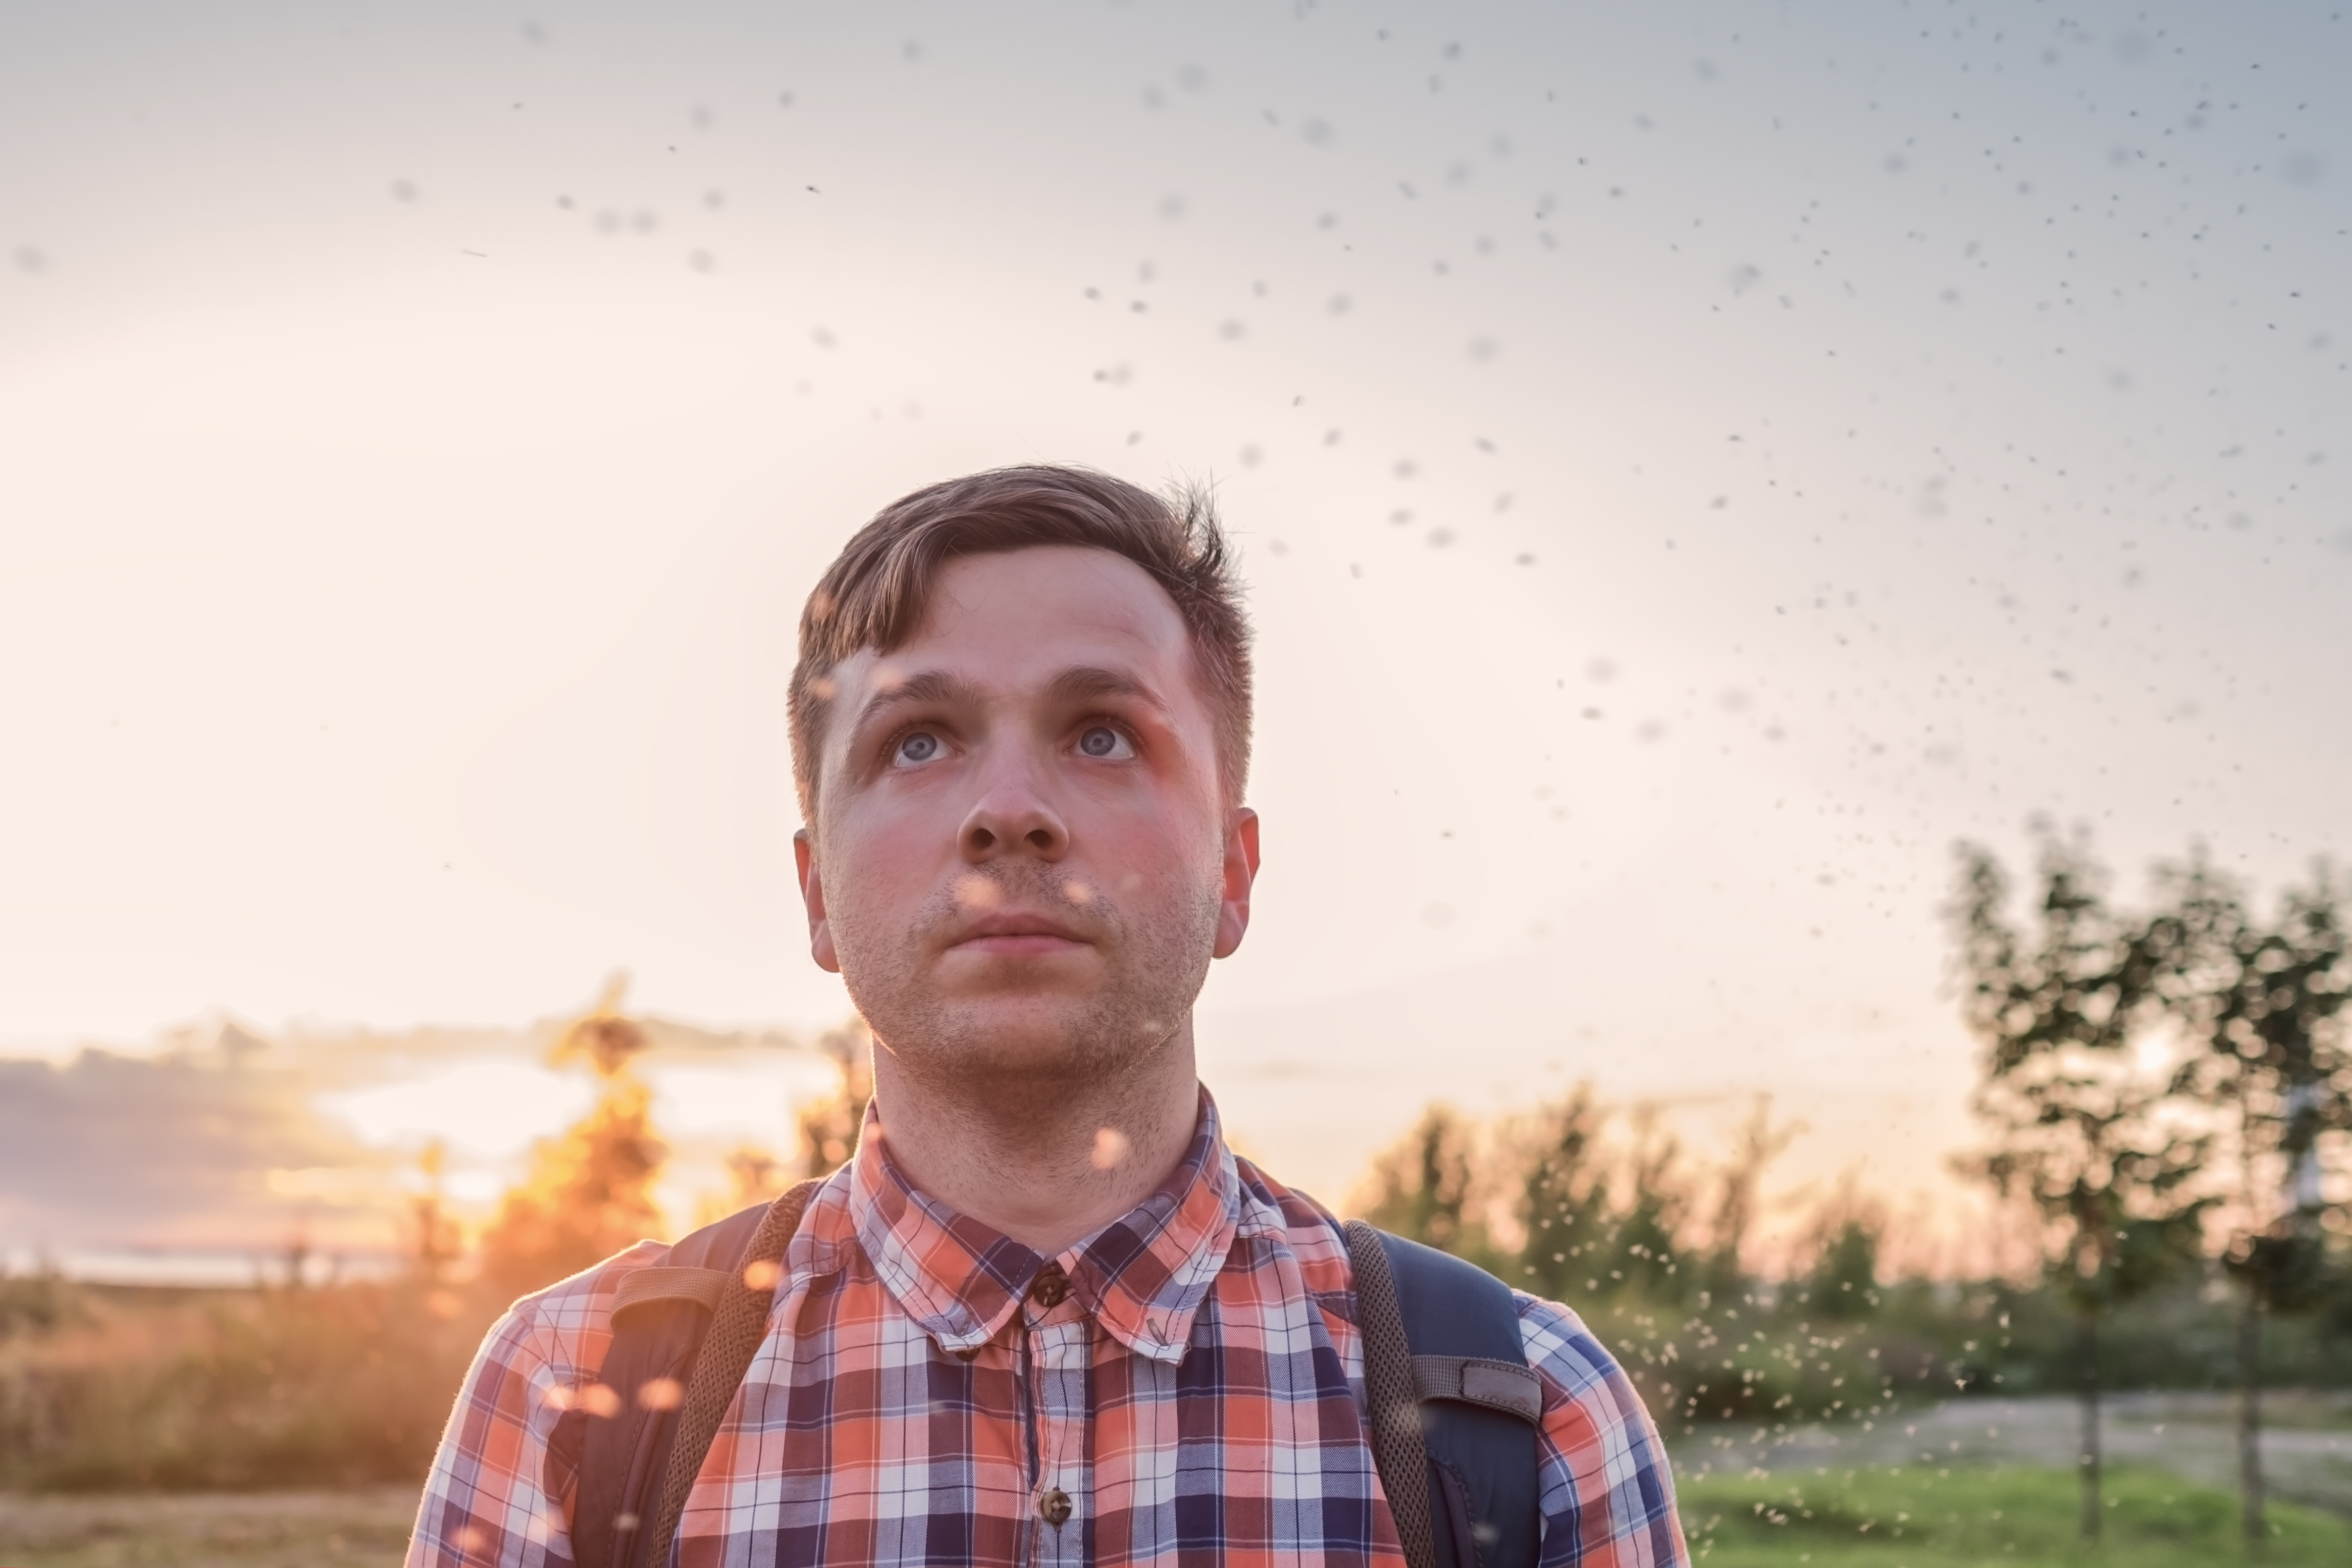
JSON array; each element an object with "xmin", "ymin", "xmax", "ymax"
[{"xmin": 946, "ymin": 910, "xmax": 1091, "ymax": 956}]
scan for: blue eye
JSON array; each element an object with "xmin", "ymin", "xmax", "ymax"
[
  {"xmin": 1077, "ymin": 726, "xmax": 1133, "ymax": 759},
  {"xmin": 894, "ymin": 731, "xmax": 943, "ymax": 765}
]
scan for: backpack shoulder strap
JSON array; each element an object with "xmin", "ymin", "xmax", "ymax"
[
  {"xmin": 574, "ymin": 1180, "xmax": 822, "ymax": 1568},
  {"xmin": 640, "ymin": 1178, "xmax": 822, "ymax": 1567},
  {"xmin": 1343, "ymin": 1221, "xmax": 1437, "ymax": 1567},
  {"xmin": 1344, "ymin": 1220, "xmax": 1541, "ymax": 1568}
]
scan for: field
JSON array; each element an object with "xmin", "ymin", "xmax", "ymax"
[
  {"xmin": 1680, "ymin": 1467, "xmax": 2352, "ymax": 1565},
  {"xmin": 0, "ymin": 1487, "xmax": 416, "ymax": 1567},
  {"xmin": 1, "ymin": 1471, "xmax": 2345, "ymax": 1568},
  {"xmin": 3, "ymin": 1394, "xmax": 2350, "ymax": 1565},
  {"xmin": 1676, "ymin": 1391, "xmax": 2352, "ymax": 1564}
]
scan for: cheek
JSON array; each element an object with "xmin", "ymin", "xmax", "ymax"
[
  {"xmin": 1089, "ymin": 802, "xmax": 1222, "ymax": 887},
  {"xmin": 821, "ymin": 816, "xmax": 937, "ymax": 925}
]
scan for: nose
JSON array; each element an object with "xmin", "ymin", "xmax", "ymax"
[{"xmin": 957, "ymin": 765, "xmax": 1069, "ymax": 864}]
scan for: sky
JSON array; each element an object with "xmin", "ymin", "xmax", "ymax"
[{"xmin": 2, "ymin": 0, "xmax": 2347, "ymax": 1262}]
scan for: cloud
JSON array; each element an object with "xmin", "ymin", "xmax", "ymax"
[
  {"xmin": 0, "ymin": 1014, "xmax": 825, "ymax": 1260},
  {"xmin": 0, "ymin": 1031, "xmax": 390, "ymax": 1252}
]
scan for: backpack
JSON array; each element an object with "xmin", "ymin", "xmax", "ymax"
[{"xmin": 570, "ymin": 1182, "xmax": 1540, "ymax": 1568}]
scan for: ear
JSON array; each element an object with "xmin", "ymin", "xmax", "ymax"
[
  {"xmin": 1211, "ymin": 807, "xmax": 1261, "ymax": 960},
  {"xmin": 794, "ymin": 828, "xmax": 842, "ymax": 973}
]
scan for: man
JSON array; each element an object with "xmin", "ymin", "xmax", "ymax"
[{"xmin": 409, "ymin": 466, "xmax": 1686, "ymax": 1566}]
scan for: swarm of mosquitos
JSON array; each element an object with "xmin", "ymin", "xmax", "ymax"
[
  {"xmin": 1346, "ymin": 822, "xmax": 2352, "ymax": 1558},
  {"xmin": 357, "ymin": 826, "xmax": 2315, "ymax": 1557},
  {"xmin": 24, "ymin": 8, "xmax": 2333, "ymax": 1553},
  {"xmin": 437, "ymin": 841, "xmax": 2352, "ymax": 1559}
]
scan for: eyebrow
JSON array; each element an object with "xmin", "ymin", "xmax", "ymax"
[
  {"xmin": 1046, "ymin": 665, "xmax": 1174, "ymax": 716},
  {"xmin": 850, "ymin": 668, "xmax": 987, "ymax": 737},
  {"xmin": 849, "ymin": 664, "xmax": 1174, "ymax": 738}
]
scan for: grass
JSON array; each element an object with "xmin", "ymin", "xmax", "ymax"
[
  {"xmin": 1679, "ymin": 1464, "xmax": 2352, "ymax": 1565},
  {"xmin": 0, "ymin": 1465, "xmax": 2344, "ymax": 1567},
  {"xmin": 0, "ymin": 1487, "xmax": 417, "ymax": 1567},
  {"xmin": 0, "ymin": 1276, "xmax": 488, "ymax": 1491}
]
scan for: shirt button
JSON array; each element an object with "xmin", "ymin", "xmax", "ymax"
[
  {"xmin": 1038, "ymin": 1487, "xmax": 1072, "ymax": 1527},
  {"xmin": 1028, "ymin": 1263, "xmax": 1070, "ymax": 1307}
]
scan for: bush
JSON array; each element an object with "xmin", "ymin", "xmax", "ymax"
[{"xmin": 0, "ymin": 1274, "xmax": 495, "ymax": 1491}]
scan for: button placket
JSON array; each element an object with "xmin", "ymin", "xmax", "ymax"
[{"xmin": 1024, "ymin": 1270, "xmax": 1089, "ymax": 1562}]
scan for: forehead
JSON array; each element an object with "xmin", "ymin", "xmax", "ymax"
[{"xmin": 877, "ymin": 546, "xmax": 1193, "ymax": 681}]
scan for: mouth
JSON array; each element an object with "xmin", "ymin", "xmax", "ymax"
[{"xmin": 946, "ymin": 911, "xmax": 1092, "ymax": 958}]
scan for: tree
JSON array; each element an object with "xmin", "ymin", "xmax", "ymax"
[
  {"xmin": 1511, "ymin": 1086, "xmax": 1616, "ymax": 1301},
  {"xmin": 2150, "ymin": 856, "xmax": 2350, "ymax": 1547},
  {"xmin": 797, "ymin": 1018, "xmax": 874, "ymax": 1179},
  {"xmin": 407, "ymin": 1138, "xmax": 460, "ymax": 1287},
  {"xmin": 1356, "ymin": 1104, "xmax": 1490, "ymax": 1262},
  {"xmin": 1599, "ymin": 1108, "xmax": 1693, "ymax": 1303},
  {"xmin": 1949, "ymin": 833, "xmax": 2212, "ymax": 1541},
  {"xmin": 478, "ymin": 980, "xmax": 667, "ymax": 1298},
  {"xmin": 1802, "ymin": 1172, "xmax": 1887, "ymax": 1322},
  {"xmin": 1693, "ymin": 1096, "xmax": 1799, "ymax": 1308}
]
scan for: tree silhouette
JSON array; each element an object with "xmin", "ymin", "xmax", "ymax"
[
  {"xmin": 796, "ymin": 1017, "xmax": 873, "ymax": 1179},
  {"xmin": 406, "ymin": 1138, "xmax": 460, "ymax": 1288},
  {"xmin": 1949, "ymin": 833, "xmax": 2212, "ymax": 1542},
  {"xmin": 477, "ymin": 979, "xmax": 666, "ymax": 1298},
  {"xmin": 1511, "ymin": 1086, "xmax": 1616, "ymax": 1301},
  {"xmin": 1694, "ymin": 1096, "xmax": 1799, "ymax": 1309},
  {"xmin": 1599, "ymin": 1109, "xmax": 1693, "ymax": 1303},
  {"xmin": 1802, "ymin": 1172, "xmax": 1888, "ymax": 1322},
  {"xmin": 1356, "ymin": 1104, "xmax": 1490, "ymax": 1262},
  {"xmin": 2149, "ymin": 855, "xmax": 2350, "ymax": 1547}
]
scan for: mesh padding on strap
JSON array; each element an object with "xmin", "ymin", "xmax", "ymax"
[
  {"xmin": 1344, "ymin": 1219, "xmax": 1435, "ymax": 1568},
  {"xmin": 643, "ymin": 1179, "xmax": 822, "ymax": 1568}
]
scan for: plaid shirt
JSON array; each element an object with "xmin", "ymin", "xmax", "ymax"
[{"xmin": 409, "ymin": 1095, "xmax": 1686, "ymax": 1567}]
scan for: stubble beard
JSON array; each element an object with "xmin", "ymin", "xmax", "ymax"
[{"xmin": 835, "ymin": 859, "xmax": 1220, "ymax": 1127}]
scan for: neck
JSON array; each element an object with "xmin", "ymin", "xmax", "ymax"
[{"xmin": 866, "ymin": 1021, "xmax": 1203, "ymax": 1257}]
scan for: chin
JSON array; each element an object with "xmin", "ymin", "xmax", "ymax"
[{"xmin": 897, "ymin": 994, "xmax": 1167, "ymax": 1082}]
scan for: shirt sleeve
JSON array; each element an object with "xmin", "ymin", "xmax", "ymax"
[
  {"xmin": 1517, "ymin": 1292, "xmax": 1690, "ymax": 1568},
  {"xmin": 406, "ymin": 1244, "xmax": 661, "ymax": 1568}
]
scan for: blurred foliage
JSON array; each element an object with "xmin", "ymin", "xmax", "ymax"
[
  {"xmin": 0, "ymin": 994, "xmax": 881, "ymax": 1493},
  {"xmin": 1952, "ymin": 830, "xmax": 2351, "ymax": 1539},
  {"xmin": 1949, "ymin": 833, "xmax": 2213, "ymax": 1319},
  {"xmin": 1353, "ymin": 1079, "xmax": 2352, "ymax": 1444},
  {"xmin": 1357, "ymin": 1086, "xmax": 1964, "ymax": 1432},
  {"xmin": 1354, "ymin": 830, "xmax": 2352, "ymax": 1553},
  {"xmin": 795, "ymin": 1017, "xmax": 872, "ymax": 1180},
  {"xmin": 0, "ymin": 1270, "xmax": 90, "ymax": 1341},
  {"xmin": 1356, "ymin": 1104, "xmax": 1492, "ymax": 1264},
  {"xmin": 475, "ymin": 980, "xmax": 665, "ymax": 1300},
  {"xmin": 1947, "ymin": 830, "xmax": 2211, "ymax": 1537},
  {"xmin": 0, "ymin": 1274, "xmax": 491, "ymax": 1491},
  {"xmin": 6, "ymin": 898, "xmax": 2343, "ymax": 1500},
  {"xmin": 2151, "ymin": 852, "xmax": 2351, "ymax": 1313},
  {"xmin": 693, "ymin": 1017, "xmax": 871, "ymax": 1227},
  {"xmin": 1801, "ymin": 1179, "xmax": 1887, "ymax": 1325}
]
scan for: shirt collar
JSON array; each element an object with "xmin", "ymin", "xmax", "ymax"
[{"xmin": 847, "ymin": 1088, "xmax": 1240, "ymax": 1365}]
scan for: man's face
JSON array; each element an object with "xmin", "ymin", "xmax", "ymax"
[{"xmin": 794, "ymin": 546, "xmax": 1258, "ymax": 1094}]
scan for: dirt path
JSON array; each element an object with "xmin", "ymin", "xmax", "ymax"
[{"xmin": 1675, "ymin": 1390, "xmax": 2352, "ymax": 1517}]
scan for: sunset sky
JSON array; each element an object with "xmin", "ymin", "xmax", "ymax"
[{"xmin": 3, "ymin": 1, "xmax": 2346, "ymax": 1262}]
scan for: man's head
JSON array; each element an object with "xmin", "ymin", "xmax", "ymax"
[{"xmin": 789, "ymin": 466, "xmax": 1259, "ymax": 1101}]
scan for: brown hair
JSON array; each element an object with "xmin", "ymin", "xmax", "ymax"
[{"xmin": 788, "ymin": 465, "xmax": 1253, "ymax": 825}]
